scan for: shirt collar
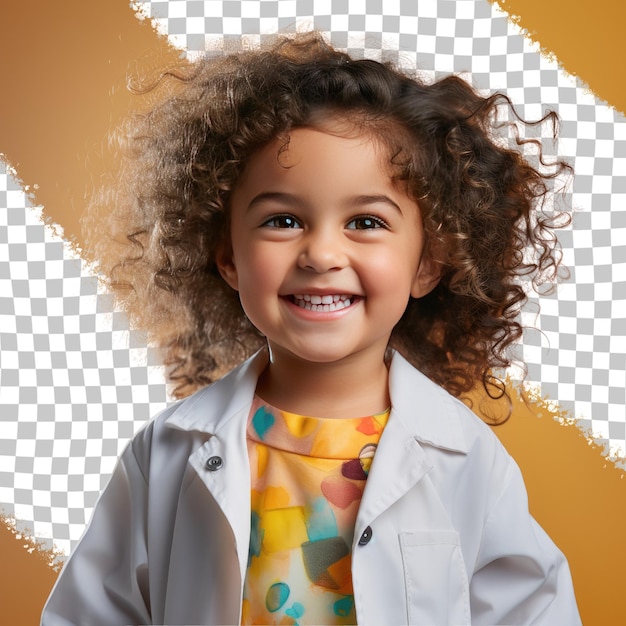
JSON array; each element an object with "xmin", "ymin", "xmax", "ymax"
[{"xmin": 165, "ymin": 348, "xmax": 469, "ymax": 454}]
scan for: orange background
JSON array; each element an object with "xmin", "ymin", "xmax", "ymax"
[{"xmin": 0, "ymin": 0, "xmax": 624, "ymax": 623}]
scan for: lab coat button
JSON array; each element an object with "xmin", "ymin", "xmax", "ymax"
[
  {"xmin": 205, "ymin": 456, "xmax": 223, "ymax": 471},
  {"xmin": 358, "ymin": 526, "xmax": 373, "ymax": 545}
]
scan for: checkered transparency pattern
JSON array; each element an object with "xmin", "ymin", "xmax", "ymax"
[
  {"xmin": 1, "ymin": 0, "xmax": 624, "ymax": 555},
  {"xmin": 0, "ymin": 164, "xmax": 169, "ymax": 555}
]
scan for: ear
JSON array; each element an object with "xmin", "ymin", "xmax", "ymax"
[
  {"xmin": 410, "ymin": 250, "xmax": 441, "ymax": 299},
  {"xmin": 215, "ymin": 239, "xmax": 239, "ymax": 291}
]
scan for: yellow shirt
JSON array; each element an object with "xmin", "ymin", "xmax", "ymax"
[{"xmin": 242, "ymin": 395, "xmax": 389, "ymax": 625}]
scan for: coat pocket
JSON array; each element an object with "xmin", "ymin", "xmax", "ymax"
[{"xmin": 400, "ymin": 530, "xmax": 470, "ymax": 625}]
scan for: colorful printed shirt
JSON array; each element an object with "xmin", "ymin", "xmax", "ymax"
[{"xmin": 241, "ymin": 396, "xmax": 390, "ymax": 625}]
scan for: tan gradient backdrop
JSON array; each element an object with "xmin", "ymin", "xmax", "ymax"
[{"xmin": 0, "ymin": 1, "xmax": 624, "ymax": 624}]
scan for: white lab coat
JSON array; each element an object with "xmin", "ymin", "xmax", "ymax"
[{"xmin": 42, "ymin": 350, "xmax": 581, "ymax": 625}]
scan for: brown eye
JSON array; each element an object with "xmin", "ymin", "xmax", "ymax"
[
  {"xmin": 262, "ymin": 214, "xmax": 302, "ymax": 229},
  {"xmin": 346, "ymin": 215, "xmax": 387, "ymax": 230}
]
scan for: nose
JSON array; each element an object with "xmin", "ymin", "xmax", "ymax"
[{"xmin": 297, "ymin": 227, "xmax": 347, "ymax": 273}]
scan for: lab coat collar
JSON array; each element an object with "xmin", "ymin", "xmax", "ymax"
[
  {"xmin": 164, "ymin": 349, "xmax": 268, "ymax": 434},
  {"xmin": 164, "ymin": 349, "xmax": 469, "ymax": 455},
  {"xmin": 388, "ymin": 352, "xmax": 469, "ymax": 455}
]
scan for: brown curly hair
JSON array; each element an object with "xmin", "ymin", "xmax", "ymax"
[{"xmin": 83, "ymin": 31, "xmax": 570, "ymax": 402}]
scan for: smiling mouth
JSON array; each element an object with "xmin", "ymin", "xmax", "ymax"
[{"xmin": 291, "ymin": 294, "xmax": 354, "ymax": 312}]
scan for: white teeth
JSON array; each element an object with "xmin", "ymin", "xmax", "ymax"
[{"xmin": 292, "ymin": 294, "xmax": 353, "ymax": 311}]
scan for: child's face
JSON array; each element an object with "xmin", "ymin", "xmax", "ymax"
[{"xmin": 218, "ymin": 124, "xmax": 439, "ymax": 369}]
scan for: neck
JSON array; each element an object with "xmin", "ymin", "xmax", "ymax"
[{"xmin": 256, "ymin": 346, "xmax": 391, "ymax": 418}]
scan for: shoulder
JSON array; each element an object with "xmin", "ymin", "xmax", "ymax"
[
  {"xmin": 388, "ymin": 351, "xmax": 505, "ymax": 458},
  {"xmin": 125, "ymin": 349, "xmax": 269, "ymax": 474},
  {"xmin": 388, "ymin": 351, "xmax": 517, "ymax": 516},
  {"xmin": 388, "ymin": 355, "xmax": 532, "ymax": 554}
]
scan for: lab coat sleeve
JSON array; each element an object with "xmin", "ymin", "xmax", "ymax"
[
  {"xmin": 41, "ymin": 435, "xmax": 152, "ymax": 626},
  {"xmin": 469, "ymin": 455, "xmax": 581, "ymax": 625}
]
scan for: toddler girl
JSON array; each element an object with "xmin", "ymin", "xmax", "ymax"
[{"xmin": 42, "ymin": 32, "xmax": 581, "ymax": 625}]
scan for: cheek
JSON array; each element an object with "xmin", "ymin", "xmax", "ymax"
[
  {"xmin": 233, "ymin": 245, "xmax": 282, "ymax": 296},
  {"xmin": 361, "ymin": 247, "xmax": 412, "ymax": 287},
  {"xmin": 363, "ymin": 248, "xmax": 420, "ymax": 310}
]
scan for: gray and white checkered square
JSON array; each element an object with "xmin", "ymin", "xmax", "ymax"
[{"xmin": 0, "ymin": 165, "xmax": 168, "ymax": 555}]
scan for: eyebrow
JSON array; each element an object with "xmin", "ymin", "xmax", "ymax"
[
  {"xmin": 246, "ymin": 192, "xmax": 402, "ymax": 213},
  {"xmin": 348, "ymin": 194, "xmax": 402, "ymax": 214},
  {"xmin": 246, "ymin": 192, "xmax": 298, "ymax": 211}
]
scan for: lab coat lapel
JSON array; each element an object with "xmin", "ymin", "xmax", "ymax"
[
  {"xmin": 186, "ymin": 402, "xmax": 252, "ymax": 584},
  {"xmin": 356, "ymin": 352, "xmax": 469, "ymax": 537},
  {"xmin": 165, "ymin": 350, "xmax": 269, "ymax": 601},
  {"xmin": 355, "ymin": 406, "xmax": 432, "ymax": 537},
  {"xmin": 165, "ymin": 451, "xmax": 247, "ymax": 624}
]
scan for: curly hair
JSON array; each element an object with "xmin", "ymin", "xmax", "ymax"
[{"xmin": 83, "ymin": 31, "xmax": 570, "ymax": 402}]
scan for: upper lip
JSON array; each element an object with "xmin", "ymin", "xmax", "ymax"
[{"xmin": 281, "ymin": 288, "xmax": 361, "ymax": 297}]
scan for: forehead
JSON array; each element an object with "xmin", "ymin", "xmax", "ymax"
[{"xmin": 235, "ymin": 124, "xmax": 397, "ymax": 193}]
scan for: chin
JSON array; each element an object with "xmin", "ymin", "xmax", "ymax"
[{"xmin": 268, "ymin": 343, "xmax": 354, "ymax": 366}]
